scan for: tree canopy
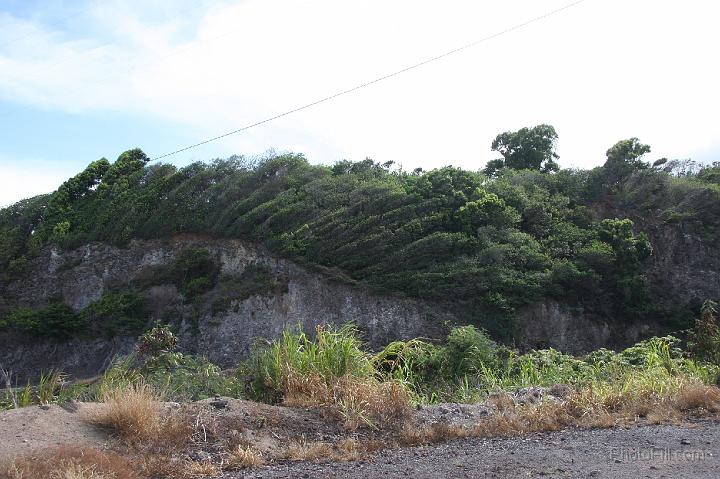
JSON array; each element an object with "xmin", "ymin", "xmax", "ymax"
[{"xmin": 485, "ymin": 124, "xmax": 560, "ymax": 177}]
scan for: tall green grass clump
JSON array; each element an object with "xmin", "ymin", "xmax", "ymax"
[
  {"xmin": 242, "ymin": 323, "xmax": 412, "ymax": 429},
  {"xmin": 243, "ymin": 323, "xmax": 373, "ymax": 403}
]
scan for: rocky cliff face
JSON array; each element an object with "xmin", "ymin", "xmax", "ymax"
[
  {"xmin": 514, "ymin": 301, "xmax": 660, "ymax": 352},
  {"xmin": 642, "ymin": 221, "xmax": 720, "ymax": 307},
  {"xmin": 0, "ymin": 236, "xmax": 450, "ymax": 381}
]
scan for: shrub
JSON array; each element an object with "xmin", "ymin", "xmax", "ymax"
[
  {"xmin": 170, "ymin": 248, "xmax": 218, "ymax": 299},
  {"xmin": 1, "ymin": 292, "xmax": 148, "ymax": 340},
  {"xmin": 242, "ymin": 324, "xmax": 410, "ymax": 428},
  {"xmin": 103, "ymin": 325, "xmax": 238, "ymax": 401},
  {"xmin": 1, "ymin": 303, "xmax": 85, "ymax": 338},
  {"xmin": 137, "ymin": 323, "xmax": 178, "ymax": 357},
  {"xmin": 373, "ymin": 326, "xmax": 501, "ymax": 402},
  {"xmin": 82, "ymin": 291, "xmax": 148, "ymax": 336},
  {"xmin": 141, "ymin": 351, "xmax": 237, "ymax": 401},
  {"xmin": 444, "ymin": 325, "xmax": 499, "ymax": 377}
]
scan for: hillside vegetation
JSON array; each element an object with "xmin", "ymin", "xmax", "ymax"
[{"xmin": 1, "ymin": 126, "xmax": 719, "ymax": 339}]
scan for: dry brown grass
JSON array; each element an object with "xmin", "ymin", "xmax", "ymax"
[
  {"xmin": 283, "ymin": 438, "xmax": 383, "ymax": 463},
  {"xmin": 471, "ymin": 379, "xmax": 720, "ymax": 438},
  {"xmin": 674, "ymin": 382, "xmax": 720, "ymax": 412},
  {"xmin": 6, "ymin": 376, "xmax": 717, "ymax": 478},
  {"xmin": 282, "ymin": 372, "xmax": 330, "ymax": 408},
  {"xmin": 281, "ymin": 371, "xmax": 411, "ymax": 430},
  {"xmin": 332, "ymin": 376, "xmax": 412, "ymax": 430},
  {"xmin": 87, "ymin": 383, "xmax": 161, "ymax": 441},
  {"xmin": 86, "ymin": 383, "xmax": 192, "ymax": 450},
  {"xmin": 333, "ymin": 438, "xmax": 384, "ymax": 461},
  {"xmin": 225, "ymin": 445, "xmax": 264, "ymax": 470},
  {"xmin": 0, "ymin": 446, "xmax": 140, "ymax": 479},
  {"xmin": 182, "ymin": 460, "xmax": 220, "ymax": 478},
  {"xmin": 284, "ymin": 440, "xmax": 334, "ymax": 461}
]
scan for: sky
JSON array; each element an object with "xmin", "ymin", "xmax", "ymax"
[{"xmin": 1, "ymin": 0, "xmax": 719, "ymax": 207}]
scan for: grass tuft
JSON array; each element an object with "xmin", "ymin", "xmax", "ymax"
[
  {"xmin": 226, "ymin": 445, "xmax": 264, "ymax": 470},
  {"xmin": 0, "ymin": 446, "xmax": 139, "ymax": 479},
  {"xmin": 88, "ymin": 383, "xmax": 161, "ymax": 441}
]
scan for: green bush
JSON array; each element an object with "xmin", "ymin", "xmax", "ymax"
[
  {"xmin": 444, "ymin": 325, "xmax": 499, "ymax": 377},
  {"xmin": 170, "ymin": 248, "xmax": 218, "ymax": 299},
  {"xmin": 2, "ymin": 303, "xmax": 85, "ymax": 338},
  {"xmin": 373, "ymin": 325, "xmax": 718, "ymax": 403},
  {"xmin": 1, "ymin": 291, "xmax": 148, "ymax": 339},
  {"xmin": 98, "ymin": 325, "xmax": 239, "ymax": 401},
  {"xmin": 82, "ymin": 291, "xmax": 148, "ymax": 335},
  {"xmin": 137, "ymin": 323, "xmax": 178, "ymax": 357}
]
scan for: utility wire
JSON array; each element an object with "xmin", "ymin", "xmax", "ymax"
[{"xmin": 151, "ymin": 0, "xmax": 589, "ymax": 162}]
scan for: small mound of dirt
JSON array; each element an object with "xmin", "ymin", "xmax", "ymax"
[{"xmin": 0, "ymin": 402, "xmax": 109, "ymax": 460}]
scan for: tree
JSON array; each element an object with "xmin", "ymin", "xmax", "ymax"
[
  {"xmin": 658, "ymin": 158, "xmax": 702, "ymax": 178},
  {"xmin": 485, "ymin": 124, "xmax": 560, "ymax": 177},
  {"xmin": 698, "ymin": 163, "xmax": 720, "ymax": 184},
  {"xmin": 603, "ymin": 138, "xmax": 651, "ymax": 185},
  {"xmin": 606, "ymin": 138, "xmax": 651, "ymax": 166},
  {"xmin": 100, "ymin": 148, "xmax": 150, "ymax": 189}
]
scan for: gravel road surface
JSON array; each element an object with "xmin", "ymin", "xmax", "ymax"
[{"xmin": 229, "ymin": 420, "xmax": 719, "ymax": 479}]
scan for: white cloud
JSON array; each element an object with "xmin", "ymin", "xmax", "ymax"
[{"xmin": 1, "ymin": 0, "xmax": 719, "ymax": 179}]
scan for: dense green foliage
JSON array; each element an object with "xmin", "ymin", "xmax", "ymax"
[
  {"xmin": 0, "ymin": 291, "xmax": 148, "ymax": 338},
  {"xmin": 98, "ymin": 323, "xmax": 240, "ymax": 401},
  {"xmin": 370, "ymin": 323, "xmax": 719, "ymax": 403},
  {"xmin": 134, "ymin": 247, "xmax": 220, "ymax": 300},
  {"xmin": 242, "ymin": 323, "xmax": 719, "ymax": 405},
  {"xmin": 0, "ymin": 303, "xmax": 85, "ymax": 339},
  {"xmin": 1, "ymin": 129, "xmax": 718, "ymax": 339},
  {"xmin": 485, "ymin": 124, "xmax": 560, "ymax": 177},
  {"xmin": 4, "ymin": 321, "xmax": 719, "ymax": 411},
  {"xmin": 242, "ymin": 323, "xmax": 373, "ymax": 403}
]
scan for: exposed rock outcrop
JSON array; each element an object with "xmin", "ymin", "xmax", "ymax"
[
  {"xmin": 515, "ymin": 300, "xmax": 660, "ymax": 352},
  {"xmin": 0, "ymin": 236, "xmax": 450, "ymax": 381}
]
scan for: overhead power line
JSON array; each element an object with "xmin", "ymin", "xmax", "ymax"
[{"xmin": 151, "ymin": 0, "xmax": 588, "ymax": 162}]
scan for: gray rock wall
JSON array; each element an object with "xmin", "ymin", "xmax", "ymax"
[
  {"xmin": 0, "ymin": 236, "xmax": 448, "ymax": 381},
  {"xmin": 515, "ymin": 300, "xmax": 660, "ymax": 354}
]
